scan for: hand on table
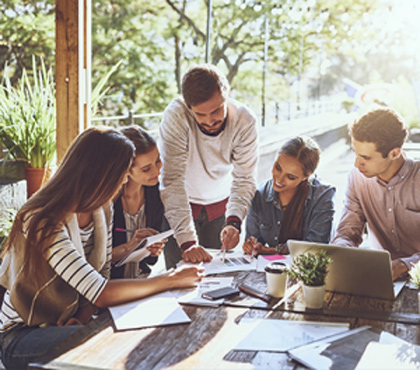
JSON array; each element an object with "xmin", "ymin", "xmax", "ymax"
[
  {"xmin": 242, "ymin": 236, "xmax": 263, "ymax": 257},
  {"xmin": 392, "ymin": 259, "xmax": 408, "ymax": 281},
  {"xmin": 220, "ymin": 225, "xmax": 240, "ymax": 251},
  {"xmin": 182, "ymin": 245, "xmax": 212, "ymax": 263},
  {"xmin": 167, "ymin": 265, "xmax": 205, "ymax": 288}
]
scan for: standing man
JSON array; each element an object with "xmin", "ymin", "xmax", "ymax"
[
  {"xmin": 333, "ymin": 107, "xmax": 420, "ymax": 280},
  {"xmin": 159, "ymin": 64, "xmax": 258, "ymax": 266}
]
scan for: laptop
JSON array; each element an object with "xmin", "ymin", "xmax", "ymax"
[{"xmin": 288, "ymin": 240, "xmax": 406, "ymax": 300}]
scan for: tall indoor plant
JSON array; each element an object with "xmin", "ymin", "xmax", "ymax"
[
  {"xmin": 289, "ymin": 250, "xmax": 332, "ymax": 309},
  {"xmin": 0, "ymin": 57, "xmax": 56, "ymax": 198}
]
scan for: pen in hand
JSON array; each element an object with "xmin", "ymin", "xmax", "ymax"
[{"xmin": 115, "ymin": 227, "xmax": 135, "ymax": 233}]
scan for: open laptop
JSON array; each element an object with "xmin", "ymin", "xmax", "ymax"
[{"xmin": 288, "ymin": 240, "xmax": 406, "ymax": 300}]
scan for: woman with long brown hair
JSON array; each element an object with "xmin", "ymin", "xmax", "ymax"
[
  {"xmin": 0, "ymin": 126, "xmax": 203, "ymax": 369},
  {"xmin": 243, "ymin": 136, "xmax": 335, "ymax": 256}
]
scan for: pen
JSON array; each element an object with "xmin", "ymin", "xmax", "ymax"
[
  {"xmin": 222, "ymin": 246, "xmax": 226, "ymax": 263},
  {"xmin": 115, "ymin": 227, "xmax": 135, "ymax": 233}
]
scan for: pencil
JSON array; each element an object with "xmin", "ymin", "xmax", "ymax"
[{"xmin": 115, "ymin": 227, "xmax": 135, "ymax": 233}]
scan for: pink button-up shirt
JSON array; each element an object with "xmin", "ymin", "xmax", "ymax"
[{"xmin": 333, "ymin": 158, "xmax": 420, "ymax": 268}]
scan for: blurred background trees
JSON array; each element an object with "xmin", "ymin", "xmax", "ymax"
[{"xmin": 1, "ymin": 0, "xmax": 419, "ymax": 128}]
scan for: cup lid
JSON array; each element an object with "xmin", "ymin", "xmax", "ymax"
[{"xmin": 265, "ymin": 261, "xmax": 288, "ymax": 273}]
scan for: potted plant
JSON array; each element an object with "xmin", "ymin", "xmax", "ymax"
[
  {"xmin": 0, "ymin": 57, "xmax": 121, "ymax": 198},
  {"xmin": 0, "ymin": 56, "xmax": 56, "ymax": 198},
  {"xmin": 408, "ymin": 262, "xmax": 420, "ymax": 312},
  {"xmin": 288, "ymin": 250, "xmax": 332, "ymax": 309}
]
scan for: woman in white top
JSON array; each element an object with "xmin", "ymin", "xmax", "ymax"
[{"xmin": 0, "ymin": 126, "xmax": 203, "ymax": 369}]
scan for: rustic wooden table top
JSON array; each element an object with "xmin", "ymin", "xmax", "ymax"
[{"xmin": 29, "ymin": 271, "xmax": 420, "ymax": 370}]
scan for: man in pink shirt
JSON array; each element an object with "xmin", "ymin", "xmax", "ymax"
[{"xmin": 333, "ymin": 108, "xmax": 420, "ymax": 280}]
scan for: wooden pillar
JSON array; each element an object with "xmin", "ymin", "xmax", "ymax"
[{"xmin": 55, "ymin": 0, "xmax": 91, "ymax": 163}]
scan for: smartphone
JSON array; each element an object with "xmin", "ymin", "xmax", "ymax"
[
  {"xmin": 239, "ymin": 283, "xmax": 272, "ymax": 303},
  {"xmin": 201, "ymin": 287, "xmax": 240, "ymax": 301}
]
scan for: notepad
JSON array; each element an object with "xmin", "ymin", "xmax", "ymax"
[
  {"xmin": 109, "ymin": 291, "xmax": 190, "ymax": 331},
  {"xmin": 115, "ymin": 230, "xmax": 174, "ymax": 267}
]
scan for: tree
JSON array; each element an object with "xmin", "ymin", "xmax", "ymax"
[{"xmin": 0, "ymin": 0, "xmax": 55, "ymax": 84}]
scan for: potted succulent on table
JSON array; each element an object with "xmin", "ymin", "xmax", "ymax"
[
  {"xmin": 408, "ymin": 262, "xmax": 420, "ymax": 312},
  {"xmin": 288, "ymin": 250, "xmax": 332, "ymax": 309},
  {"xmin": 0, "ymin": 57, "xmax": 56, "ymax": 198}
]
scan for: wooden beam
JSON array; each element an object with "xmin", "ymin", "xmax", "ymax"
[
  {"xmin": 55, "ymin": 0, "xmax": 91, "ymax": 163},
  {"xmin": 56, "ymin": 0, "xmax": 79, "ymax": 163}
]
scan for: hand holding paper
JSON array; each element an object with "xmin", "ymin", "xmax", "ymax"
[{"xmin": 115, "ymin": 230, "xmax": 174, "ymax": 267}]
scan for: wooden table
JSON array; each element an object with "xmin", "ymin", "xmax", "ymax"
[{"xmin": 29, "ymin": 271, "xmax": 420, "ymax": 370}]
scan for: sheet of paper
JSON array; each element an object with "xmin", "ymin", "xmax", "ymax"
[
  {"xmin": 144, "ymin": 229, "xmax": 174, "ymax": 248},
  {"xmin": 355, "ymin": 341, "xmax": 420, "ymax": 370},
  {"xmin": 109, "ymin": 291, "xmax": 190, "ymax": 331},
  {"xmin": 115, "ymin": 230, "xmax": 174, "ymax": 267},
  {"xmin": 117, "ymin": 247, "xmax": 151, "ymax": 266},
  {"xmin": 178, "ymin": 250, "xmax": 257, "ymax": 275},
  {"xmin": 234, "ymin": 318, "xmax": 349, "ymax": 352},
  {"xmin": 288, "ymin": 326, "xmax": 371, "ymax": 370},
  {"xmin": 171, "ymin": 277, "xmax": 234, "ymax": 307}
]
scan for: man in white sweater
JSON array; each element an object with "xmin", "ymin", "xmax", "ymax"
[{"xmin": 159, "ymin": 64, "xmax": 258, "ymax": 266}]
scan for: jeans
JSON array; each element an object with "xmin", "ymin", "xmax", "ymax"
[{"xmin": 0, "ymin": 323, "xmax": 82, "ymax": 370}]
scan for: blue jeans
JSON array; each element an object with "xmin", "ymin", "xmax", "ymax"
[{"xmin": 1, "ymin": 323, "xmax": 82, "ymax": 370}]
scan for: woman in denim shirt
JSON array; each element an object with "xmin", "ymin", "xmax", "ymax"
[{"xmin": 243, "ymin": 136, "xmax": 335, "ymax": 256}]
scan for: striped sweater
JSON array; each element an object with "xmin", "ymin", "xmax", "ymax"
[{"xmin": 0, "ymin": 205, "xmax": 112, "ymax": 331}]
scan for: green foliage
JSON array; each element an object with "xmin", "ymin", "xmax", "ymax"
[
  {"xmin": 0, "ymin": 0, "xmax": 391, "ymax": 120},
  {"xmin": 0, "ymin": 1, "xmax": 55, "ymax": 83},
  {"xmin": 289, "ymin": 250, "xmax": 332, "ymax": 287},
  {"xmin": 0, "ymin": 56, "xmax": 56, "ymax": 168},
  {"xmin": 0, "ymin": 208, "xmax": 17, "ymax": 250},
  {"xmin": 409, "ymin": 262, "xmax": 420, "ymax": 289}
]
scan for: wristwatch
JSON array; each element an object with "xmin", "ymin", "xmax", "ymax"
[
  {"xmin": 224, "ymin": 217, "xmax": 242, "ymax": 233},
  {"xmin": 276, "ymin": 242, "xmax": 289, "ymax": 255}
]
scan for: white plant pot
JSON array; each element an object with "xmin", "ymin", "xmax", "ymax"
[
  {"xmin": 303, "ymin": 284, "xmax": 325, "ymax": 309},
  {"xmin": 418, "ymin": 292, "xmax": 420, "ymax": 314}
]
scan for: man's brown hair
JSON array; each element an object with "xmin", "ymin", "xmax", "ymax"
[
  {"xmin": 181, "ymin": 64, "xmax": 230, "ymax": 107},
  {"xmin": 350, "ymin": 108, "xmax": 408, "ymax": 157}
]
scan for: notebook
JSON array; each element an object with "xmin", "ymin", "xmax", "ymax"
[{"xmin": 288, "ymin": 240, "xmax": 405, "ymax": 300}]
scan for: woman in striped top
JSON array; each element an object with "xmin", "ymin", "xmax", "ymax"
[{"xmin": 0, "ymin": 126, "xmax": 204, "ymax": 369}]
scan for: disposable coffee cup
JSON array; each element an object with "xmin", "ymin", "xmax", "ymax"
[{"xmin": 265, "ymin": 261, "xmax": 288, "ymax": 298}]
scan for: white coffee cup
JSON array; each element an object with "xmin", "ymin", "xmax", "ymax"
[{"xmin": 265, "ymin": 261, "xmax": 288, "ymax": 298}]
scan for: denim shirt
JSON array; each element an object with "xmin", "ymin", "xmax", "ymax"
[{"xmin": 245, "ymin": 176, "xmax": 336, "ymax": 248}]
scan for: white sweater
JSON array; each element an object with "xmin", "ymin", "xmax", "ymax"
[{"xmin": 159, "ymin": 97, "xmax": 258, "ymax": 246}]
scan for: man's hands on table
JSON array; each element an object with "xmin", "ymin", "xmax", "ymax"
[
  {"xmin": 182, "ymin": 245, "xmax": 212, "ymax": 263},
  {"xmin": 220, "ymin": 225, "xmax": 240, "ymax": 251},
  {"xmin": 392, "ymin": 259, "xmax": 408, "ymax": 281}
]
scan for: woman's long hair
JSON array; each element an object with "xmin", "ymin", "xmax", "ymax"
[
  {"xmin": 278, "ymin": 136, "xmax": 320, "ymax": 243},
  {"xmin": 3, "ymin": 126, "xmax": 135, "ymax": 278}
]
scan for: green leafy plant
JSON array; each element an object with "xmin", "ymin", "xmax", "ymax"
[
  {"xmin": 288, "ymin": 250, "xmax": 332, "ymax": 287},
  {"xmin": 409, "ymin": 262, "xmax": 420, "ymax": 289},
  {"xmin": 0, "ymin": 56, "xmax": 56, "ymax": 169},
  {"xmin": 0, "ymin": 208, "xmax": 17, "ymax": 250}
]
